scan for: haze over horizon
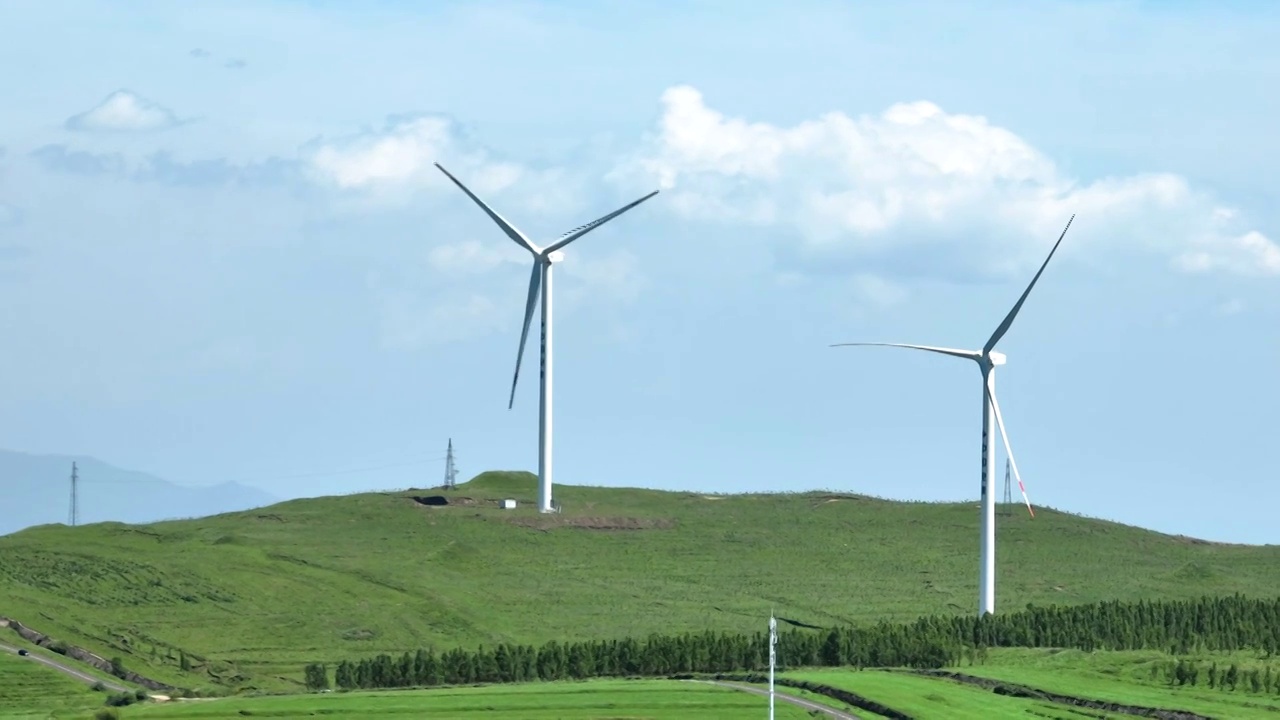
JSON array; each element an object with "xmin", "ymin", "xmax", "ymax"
[{"xmin": 1, "ymin": 0, "xmax": 1277, "ymax": 544}]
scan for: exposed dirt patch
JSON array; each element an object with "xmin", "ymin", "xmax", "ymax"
[
  {"xmin": 411, "ymin": 495, "xmax": 449, "ymax": 506},
  {"xmin": 508, "ymin": 516, "xmax": 676, "ymax": 532},
  {"xmin": 810, "ymin": 494, "xmax": 869, "ymax": 508},
  {"xmin": 408, "ymin": 495, "xmax": 477, "ymax": 508},
  {"xmin": 700, "ymin": 495, "xmax": 726, "ymax": 501}
]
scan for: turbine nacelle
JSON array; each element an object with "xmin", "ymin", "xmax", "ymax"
[
  {"xmin": 432, "ymin": 162, "xmax": 659, "ymax": 413},
  {"xmin": 987, "ymin": 351, "xmax": 1007, "ymax": 367}
]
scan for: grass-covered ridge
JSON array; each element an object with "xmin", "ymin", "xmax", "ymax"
[{"xmin": 1, "ymin": 470, "xmax": 1277, "ymax": 691}]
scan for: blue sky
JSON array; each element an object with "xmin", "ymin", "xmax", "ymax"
[{"xmin": 1, "ymin": 0, "xmax": 1277, "ymax": 544}]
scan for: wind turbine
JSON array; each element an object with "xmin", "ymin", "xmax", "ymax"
[
  {"xmin": 434, "ymin": 162, "xmax": 659, "ymax": 513},
  {"xmin": 832, "ymin": 215, "xmax": 1075, "ymax": 616}
]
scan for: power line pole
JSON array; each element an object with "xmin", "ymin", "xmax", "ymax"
[
  {"xmin": 768, "ymin": 613, "xmax": 777, "ymax": 720},
  {"xmin": 444, "ymin": 439, "xmax": 458, "ymax": 490},
  {"xmin": 68, "ymin": 462, "xmax": 79, "ymax": 527}
]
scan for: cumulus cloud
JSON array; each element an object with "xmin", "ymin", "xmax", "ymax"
[
  {"xmin": 1216, "ymin": 298, "xmax": 1247, "ymax": 316},
  {"xmin": 426, "ymin": 233, "xmax": 645, "ymax": 297},
  {"xmin": 65, "ymin": 90, "xmax": 182, "ymax": 133},
  {"xmin": 610, "ymin": 85, "xmax": 1280, "ymax": 279},
  {"xmin": 369, "ymin": 278, "xmax": 508, "ymax": 350},
  {"xmin": 30, "ymin": 144, "xmax": 300, "ymax": 188},
  {"xmin": 426, "ymin": 238, "xmax": 526, "ymax": 275},
  {"xmin": 304, "ymin": 114, "xmax": 586, "ymax": 217}
]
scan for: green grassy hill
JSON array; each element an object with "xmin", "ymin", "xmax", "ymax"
[
  {"xmin": 0, "ymin": 649, "xmax": 105, "ymax": 718},
  {"xmin": 1, "ymin": 471, "xmax": 1276, "ymax": 692}
]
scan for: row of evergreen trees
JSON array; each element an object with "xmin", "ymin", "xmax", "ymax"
[
  {"xmin": 1163, "ymin": 658, "xmax": 1280, "ymax": 694},
  {"xmin": 305, "ymin": 594, "xmax": 1280, "ymax": 691}
]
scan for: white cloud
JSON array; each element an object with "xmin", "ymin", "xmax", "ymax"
[
  {"xmin": 306, "ymin": 115, "xmax": 585, "ymax": 217},
  {"xmin": 372, "ymin": 236, "xmax": 647, "ymax": 350},
  {"xmin": 316, "ymin": 115, "xmax": 655, "ymax": 348},
  {"xmin": 849, "ymin": 273, "xmax": 907, "ymax": 307},
  {"xmin": 65, "ymin": 90, "xmax": 181, "ymax": 133},
  {"xmin": 368, "ymin": 275, "xmax": 508, "ymax": 350},
  {"xmin": 425, "ymin": 238, "xmax": 526, "ymax": 275},
  {"xmin": 611, "ymin": 85, "xmax": 1280, "ymax": 279},
  {"xmin": 557, "ymin": 248, "xmax": 647, "ymax": 305},
  {"xmin": 1216, "ymin": 298, "xmax": 1247, "ymax": 316}
]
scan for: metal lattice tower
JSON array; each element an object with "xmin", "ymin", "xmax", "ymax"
[
  {"xmin": 68, "ymin": 462, "xmax": 79, "ymax": 527},
  {"xmin": 1000, "ymin": 458, "xmax": 1012, "ymax": 516},
  {"xmin": 444, "ymin": 439, "xmax": 458, "ymax": 490}
]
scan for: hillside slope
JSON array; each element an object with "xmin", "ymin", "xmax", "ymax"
[
  {"xmin": 0, "ymin": 449, "xmax": 279, "ymax": 536},
  {"xmin": 1, "ymin": 471, "xmax": 1276, "ymax": 691}
]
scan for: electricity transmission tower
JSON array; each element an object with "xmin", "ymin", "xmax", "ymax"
[
  {"xmin": 443, "ymin": 439, "xmax": 458, "ymax": 490},
  {"xmin": 68, "ymin": 462, "xmax": 79, "ymax": 527},
  {"xmin": 1000, "ymin": 458, "xmax": 1012, "ymax": 517}
]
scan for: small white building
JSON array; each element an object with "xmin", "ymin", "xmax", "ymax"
[{"xmin": 499, "ymin": 498, "xmax": 517, "ymax": 510}]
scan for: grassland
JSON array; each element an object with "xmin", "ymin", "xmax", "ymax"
[
  {"xmin": 960, "ymin": 648, "xmax": 1280, "ymax": 719},
  {"xmin": 1, "ymin": 471, "xmax": 1277, "ymax": 691},
  {"xmin": 785, "ymin": 668, "xmax": 1099, "ymax": 719},
  {"xmin": 779, "ymin": 649, "xmax": 1280, "ymax": 719},
  {"xmin": 6, "ymin": 644, "xmax": 1280, "ymax": 719},
  {"xmin": 0, "ymin": 649, "xmax": 106, "ymax": 719},
  {"xmin": 114, "ymin": 681, "xmax": 824, "ymax": 720}
]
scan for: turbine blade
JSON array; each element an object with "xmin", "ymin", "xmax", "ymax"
[
  {"xmin": 986, "ymin": 380, "xmax": 1034, "ymax": 518},
  {"xmin": 984, "ymin": 214, "xmax": 1075, "ymax": 352},
  {"xmin": 508, "ymin": 262, "xmax": 542, "ymax": 409},
  {"xmin": 830, "ymin": 342, "xmax": 982, "ymax": 362},
  {"xmin": 544, "ymin": 190, "xmax": 660, "ymax": 254},
  {"xmin": 434, "ymin": 163, "xmax": 540, "ymax": 254}
]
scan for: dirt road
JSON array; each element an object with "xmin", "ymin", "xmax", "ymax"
[
  {"xmin": 0, "ymin": 640, "xmax": 130, "ymax": 693},
  {"xmin": 696, "ymin": 679, "xmax": 863, "ymax": 719}
]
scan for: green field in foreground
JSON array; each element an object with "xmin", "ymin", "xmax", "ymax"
[
  {"xmin": 783, "ymin": 649, "xmax": 1280, "ymax": 720},
  {"xmin": 0, "ymin": 649, "xmax": 105, "ymax": 719},
  {"xmin": 2, "ymin": 470, "xmax": 1278, "ymax": 690},
  {"xmin": 117, "ymin": 680, "xmax": 819, "ymax": 720},
  {"xmin": 962, "ymin": 648, "xmax": 1280, "ymax": 720},
  {"xmin": 785, "ymin": 668, "xmax": 1101, "ymax": 719},
  {"xmin": 8, "ymin": 646, "xmax": 1280, "ymax": 720}
]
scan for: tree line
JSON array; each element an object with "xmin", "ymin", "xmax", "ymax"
[
  {"xmin": 304, "ymin": 593, "xmax": 1280, "ymax": 691},
  {"xmin": 1163, "ymin": 658, "xmax": 1280, "ymax": 695}
]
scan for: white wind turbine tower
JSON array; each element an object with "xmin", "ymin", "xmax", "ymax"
[
  {"xmin": 832, "ymin": 215, "xmax": 1075, "ymax": 616},
  {"xmin": 435, "ymin": 162, "xmax": 659, "ymax": 513}
]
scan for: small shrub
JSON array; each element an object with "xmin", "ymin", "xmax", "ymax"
[
  {"xmin": 90, "ymin": 681, "xmax": 106, "ymax": 692},
  {"xmin": 93, "ymin": 709, "xmax": 120, "ymax": 720},
  {"xmin": 103, "ymin": 691, "xmax": 136, "ymax": 707},
  {"xmin": 134, "ymin": 688, "xmax": 148, "ymax": 701}
]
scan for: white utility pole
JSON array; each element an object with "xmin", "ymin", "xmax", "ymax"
[{"xmin": 768, "ymin": 614, "xmax": 777, "ymax": 720}]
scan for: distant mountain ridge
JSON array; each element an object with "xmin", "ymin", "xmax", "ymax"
[{"xmin": 0, "ymin": 449, "xmax": 279, "ymax": 536}]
